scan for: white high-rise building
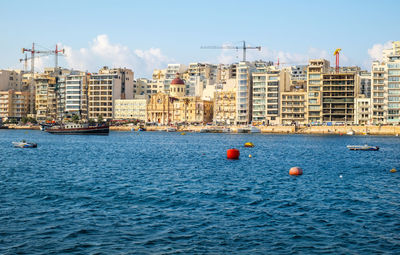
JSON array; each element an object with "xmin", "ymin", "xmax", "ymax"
[
  {"xmin": 65, "ymin": 71, "xmax": 89, "ymax": 119},
  {"xmin": 371, "ymin": 41, "xmax": 400, "ymax": 124},
  {"xmin": 236, "ymin": 61, "xmax": 255, "ymax": 125}
]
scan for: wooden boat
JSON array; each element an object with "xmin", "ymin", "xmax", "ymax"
[
  {"xmin": 347, "ymin": 145, "xmax": 379, "ymax": 151},
  {"xmin": 45, "ymin": 123, "xmax": 109, "ymax": 135}
]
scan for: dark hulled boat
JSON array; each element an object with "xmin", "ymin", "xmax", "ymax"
[{"xmin": 45, "ymin": 123, "xmax": 109, "ymax": 135}]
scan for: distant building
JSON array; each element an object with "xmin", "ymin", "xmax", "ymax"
[
  {"xmin": 133, "ymin": 78, "xmax": 158, "ymax": 99},
  {"xmin": 371, "ymin": 41, "xmax": 400, "ymax": 124},
  {"xmin": 147, "ymin": 74, "xmax": 213, "ymax": 125},
  {"xmin": 65, "ymin": 72, "xmax": 90, "ymax": 120},
  {"xmin": 187, "ymin": 63, "xmax": 217, "ymax": 96},
  {"xmin": 306, "ymin": 59, "xmax": 330, "ymax": 124},
  {"xmin": 114, "ymin": 98, "xmax": 147, "ymax": 121},
  {"xmin": 290, "ymin": 65, "xmax": 307, "ymax": 81},
  {"xmin": 236, "ymin": 62, "xmax": 255, "ymax": 125},
  {"xmin": 0, "ymin": 70, "xmax": 22, "ymax": 91},
  {"xmin": 213, "ymin": 90, "xmax": 236, "ymax": 125},
  {"xmin": 358, "ymin": 71, "xmax": 371, "ymax": 98},
  {"xmin": 88, "ymin": 67, "xmax": 134, "ymax": 121},
  {"xmin": 251, "ymin": 63, "xmax": 286, "ymax": 125},
  {"xmin": 321, "ymin": 72, "xmax": 358, "ymax": 124},
  {"xmin": 354, "ymin": 95, "xmax": 372, "ymax": 125},
  {"xmin": 34, "ymin": 75, "xmax": 57, "ymax": 121},
  {"xmin": 0, "ymin": 90, "xmax": 29, "ymax": 121},
  {"xmin": 146, "ymin": 92, "xmax": 177, "ymax": 124}
]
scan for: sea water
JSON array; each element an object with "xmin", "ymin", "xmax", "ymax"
[{"xmin": 0, "ymin": 130, "xmax": 399, "ymax": 254}]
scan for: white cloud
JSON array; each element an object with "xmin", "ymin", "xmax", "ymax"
[
  {"xmin": 60, "ymin": 34, "xmax": 172, "ymax": 77},
  {"xmin": 367, "ymin": 41, "xmax": 392, "ymax": 61}
]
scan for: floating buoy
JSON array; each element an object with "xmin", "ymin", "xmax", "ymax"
[
  {"xmin": 390, "ymin": 168, "xmax": 397, "ymax": 173},
  {"xmin": 244, "ymin": 142, "xmax": 254, "ymax": 148},
  {"xmin": 181, "ymin": 132, "xmax": 186, "ymax": 135},
  {"xmin": 227, "ymin": 148, "xmax": 240, "ymax": 159},
  {"xmin": 289, "ymin": 166, "xmax": 303, "ymax": 176},
  {"xmin": 339, "ymin": 175, "xmax": 343, "ymax": 178},
  {"xmin": 249, "ymin": 154, "xmax": 252, "ymax": 158}
]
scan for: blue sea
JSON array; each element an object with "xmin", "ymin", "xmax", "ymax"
[{"xmin": 0, "ymin": 130, "xmax": 400, "ymax": 254}]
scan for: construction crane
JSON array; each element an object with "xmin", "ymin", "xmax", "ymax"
[
  {"xmin": 201, "ymin": 41, "xmax": 261, "ymax": 62},
  {"xmin": 334, "ymin": 48, "xmax": 341, "ymax": 73},
  {"xmin": 21, "ymin": 43, "xmax": 65, "ymax": 114}
]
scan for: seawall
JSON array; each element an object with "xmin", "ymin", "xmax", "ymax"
[{"xmin": 111, "ymin": 125, "xmax": 400, "ymax": 136}]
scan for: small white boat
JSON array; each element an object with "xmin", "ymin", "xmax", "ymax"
[
  {"xmin": 222, "ymin": 128, "xmax": 231, "ymax": 133},
  {"xmin": 166, "ymin": 127, "xmax": 177, "ymax": 132},
  {"xmin": 347, "ymin": 145, "xmax": 379, "ymax": 151},
  {"xmin": 13, "ymin": 141, "xmax": 37, "ymax": 148},
  {"xmin": 250, "ymin": 126, "xmax": 261, "ymax": 133},
  {"xmin": 237, "ymin": 126, "xmax": 261, "ymax": 133},
  {"xmin": 346, "ymin": 130, "xmax": 355, "ymax": 135}
]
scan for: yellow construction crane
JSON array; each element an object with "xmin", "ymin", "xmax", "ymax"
[
  {"xmin": 334, "ymin": 48, "xmax": 341, "ymax": 73},
  {"xmin": 201, "ymin": 41, "xmax": 261, "ymax": 62}
]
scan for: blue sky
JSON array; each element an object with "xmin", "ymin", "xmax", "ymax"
[{"xmin": 1, "ymin": 0, "xmax": 399, "ymax": 77}]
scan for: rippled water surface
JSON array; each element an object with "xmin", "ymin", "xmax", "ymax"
[{"xmin": 1, "ymin": 130, "xmax": 400, "ymax": 254}]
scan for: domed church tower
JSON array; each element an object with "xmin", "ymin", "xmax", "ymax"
[{"xmin": 169, "ymin": 73, "xmax": 185, "ymax": 97}]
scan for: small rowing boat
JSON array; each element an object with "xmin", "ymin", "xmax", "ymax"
[
  {"xmin": 347, "ymin": 145, "xmax": 379, "ymax": 151},
  {"xmin": 12, "ymin": 141, "xmax": 37, "ymax": 148}
]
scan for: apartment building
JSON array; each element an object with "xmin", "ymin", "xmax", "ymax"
[
  {"xmin": 0, "ymin": 90, "xmax": 29, "ymax": 121},
  {"xmin": 35, "ymin": 75, "xmax": 57, "ymax": 121},
  {"xmin": 172, "ymin": 97, "xmax": 213, "ymax": 124},
  {"xmin": 134, "ymin": 78, "xmax": 158, "ymax": 99},
  {"xmin": 88, "ymin": 67, "xmax": 134, "ymax": 121},
  {"xmin": 236, "ymin": 62, "xmax": 255, "ymax": 125},
  {"xmin": 354, "ymin": 95, "xmax": 372, "ymax": 125},
  {"xmin": 65, "ymin": 72, "xmax": 89, "ymax": 119},
  {"xmin": 306, "ymin": 59, "xmax": 330, "ymax": 124},
  {"xmin": 359, "ymin": 71, "xmax": 371, "ymax": 98},
  {"xmin": 0, "ymin": 70, "xmax": 23, "ymax": 91},
  {"xmin": 187, "ymin": 63, "xmax": 217, "ymax": 96},
  {"xmin": 252, "ymin": 64, "xmax": 284, "ymax": 125},
  {"xmin": 322, "ymin": 72, "xmax": 357, "ymax": 124},
  {"xmin": 290, "ymin": 65, "xmax": 307, "ymax": 81},
  {"xmin": 371, "ymin": 41, "xmax": 400, "ymax": 124},
  {"xmin": 213, "ymin": 90, "xmax": 236, "ymax": 125},
  {"xmin": 114, "ymin": 98, "xmax": 147, "ymax": 121},
  {"xmin": 371, "ymin": 61, "xmax": 386, "ymax": 123}
]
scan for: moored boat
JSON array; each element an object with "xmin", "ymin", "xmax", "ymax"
[
  {"xmin": 45, "ymin": 123, "xmax": 109, "ymax": 135},
  {"xmin": 347, "ymin": 145, "xmax": 379, "ymax": 151},
  {"xmin": 237, "ymin": 126, "xmax": 261, "ymax": 133},
  {"xmin": 13, "ymin": 141, "xmax": 37, "ymax": 148}
]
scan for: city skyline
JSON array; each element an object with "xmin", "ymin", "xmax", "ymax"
[{"xmin": 1, "ymin": 0, "xmax": 399, "ymax": 77}]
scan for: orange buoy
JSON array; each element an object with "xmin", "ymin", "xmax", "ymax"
[
  {"xmin": 390, "ymin": 168, "xmax": 397, "ymax": 173},
  {"xmin": 227, "ymin": 148, "xmax": 240, "ymax": 159},
  {"xmin": 289, "ymin": 166, "xmax": 303, "ymax": 176}
]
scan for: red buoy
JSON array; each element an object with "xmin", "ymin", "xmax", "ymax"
[
  {"xmin": 227, "ymin": 148, "xmax": 240, "ymax": 159},
  {"xmin": 289, "ymin": 166, "xmax": 303, "ymax": 176}
]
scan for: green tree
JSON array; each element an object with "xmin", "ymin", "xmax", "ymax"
[
  {"xmin": 21, "ymin": 117, "xmax": 28, "ymax": 124},
  {"xmin": 72, "ymin": 114, "xmax": 80, "ymax": 124},
  {"xmin": 97, "ymin": 115, "xmax": 104, "ymax": 123}
]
